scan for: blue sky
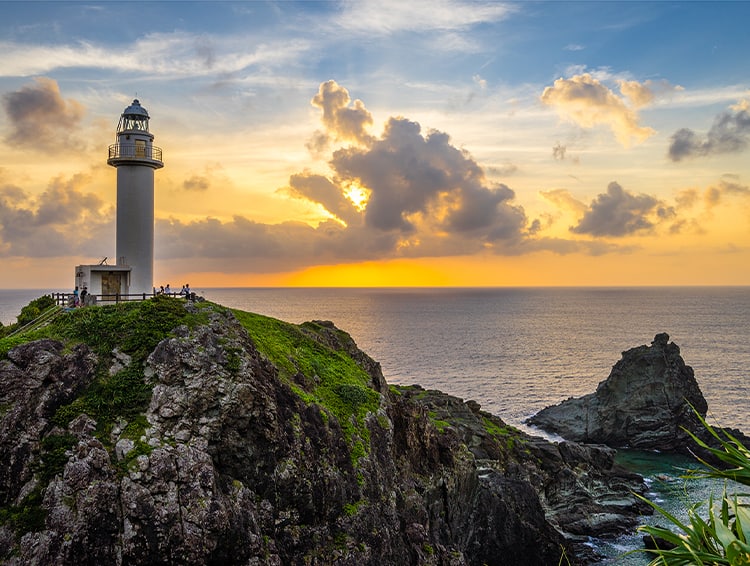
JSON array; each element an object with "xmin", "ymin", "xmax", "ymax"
[{"xmin": 1, "ymin": 1, "xmax": 750, "ymax": 287}]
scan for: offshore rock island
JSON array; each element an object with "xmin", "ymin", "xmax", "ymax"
[
  {"xmin": 527, "ymin": 332, "xmax": 749, "ymax": 461},
  {"xmin": 2, "ymin": 297, "xmax": 655, "ymax": 565}
]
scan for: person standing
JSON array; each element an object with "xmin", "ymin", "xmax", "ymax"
[
  {"xmin": 80, "ymin": 286, "xmax": 88, "ymax": 306},
  {"xmin": 73, "ymin": 286, "xmax": 80, "ymax": 307}
]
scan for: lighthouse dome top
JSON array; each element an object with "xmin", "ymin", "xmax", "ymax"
[
  {"xmin": 123, "ymin": 99, "xmax": 150, "ymax": 118},
  {"xmin": 117, "ymin": 98, "xmax": 151, "ymax": 133}
]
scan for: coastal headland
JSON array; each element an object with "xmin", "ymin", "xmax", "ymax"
[{"xmin": 0, "ymin": 297, "xmax": 723, "ymax": 565}]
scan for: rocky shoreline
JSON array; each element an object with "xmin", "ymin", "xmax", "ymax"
[{"xmin": 0, "ymin": 300, "xmax": 727, "ymax": 565}]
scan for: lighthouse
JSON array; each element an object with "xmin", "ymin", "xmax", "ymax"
[
  {"xmin": 74, "ymin": 99, "xmax": 163, "ymax": 301},
  {"xmin": 106, "ymin": 99, "xmax": 164, "ymax": 294}
]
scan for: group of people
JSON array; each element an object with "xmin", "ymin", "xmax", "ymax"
[
  {"xmin": 154, "ymin": 283, "xmax": 192, "ymax": 298},
  {"xmin": 70, "ymin": 285, "xmax": 88, "ymax": 307}
]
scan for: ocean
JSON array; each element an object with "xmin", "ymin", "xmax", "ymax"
[{"xmin": 2, "ymin": 286, "xmax": 748, "ymax": 563}]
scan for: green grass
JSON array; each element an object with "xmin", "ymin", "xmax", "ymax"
[
  {"xmin": 482, "ymin": 416, "xmax": 526, "ymax": 450},
  {"xmin": 428, "ymin": 411, "xmax": 452, "ymax": 433},
  {"xmin": 232, "ymin": 309, "xmax": 381, "ymax": 462}
]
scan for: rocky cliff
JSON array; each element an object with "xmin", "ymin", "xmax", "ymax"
[{"xmin": 0, "ymin": 297, "xmax": 649, "ymax": 565}]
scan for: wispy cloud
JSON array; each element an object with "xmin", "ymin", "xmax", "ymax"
[
  {"xmin": 334, "ymin": 0, "xmax": 513, "ymax": 36},
  {"xmin": 0, "ymin": 33, "xmax": 311, "ymax": 79}
]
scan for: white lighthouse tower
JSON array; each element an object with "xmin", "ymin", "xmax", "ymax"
[{"xmin": 106, "ymin": 99, "xmax": 164, "ymax": 295}]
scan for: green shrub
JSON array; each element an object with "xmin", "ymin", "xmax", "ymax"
[{"xmin": 17, "ymin": 295, "xmax": 55, "ymax": 327}]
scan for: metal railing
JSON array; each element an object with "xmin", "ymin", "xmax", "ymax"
[
  {"xmin": 6, "ymin": 305, "xmax": 63, "ymax": 338},
  {"xmin": 50, "ymin": 291, "xmax": 192, "ymax": 307},
  {"xmin": 107, "ymin": 143, "xmax": 163, "ymax": 163}
]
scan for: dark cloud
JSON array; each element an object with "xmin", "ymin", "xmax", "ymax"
[
  {"xmin": 2, "ymin": 77, "xmax": 85, "ymax": 151},
  {"xmin": 155, "ymin": 216, "xmax": 399, "ymax": 271},
  {"xmin": 488, "ymin": 163, "xmax": 518, "ymax": 176},
  {"xmin": 183, "ymin": 175, "xmax": 210, "ymax": 192},
  {"xmin": 0, "ymin": 174, "xmax": 112, "ymax": 257},
  {"xmin": 570, "ymin": 181, "xmax": 674, "ymax": 237},
  {"xmin": 719, "ymin": 178, "xmax": 750, "ymax": 197},
  {"xmin": 329, "ymin": 117, "xmax": 526, "ymax": 240},
  {"xmin": 668, "ymin": 101, "xmax": 750, "ymax": 161},
  {"xmin": 552, "ymin": 142, "xmax": 566, "ymax": 160}
]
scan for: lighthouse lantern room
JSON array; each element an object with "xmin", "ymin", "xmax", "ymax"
[{"xmin": 74, "ymin": 99, "xmax": 163, "ymax": 299}]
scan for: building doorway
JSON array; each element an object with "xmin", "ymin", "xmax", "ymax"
[{"xmin": 102, "ymin": 272, "xmax": 122, "ymax": 298}]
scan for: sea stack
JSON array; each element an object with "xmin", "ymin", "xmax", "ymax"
[{"xmin": 527, "ymin": 333, "xmax": 708, "ymax": 452}]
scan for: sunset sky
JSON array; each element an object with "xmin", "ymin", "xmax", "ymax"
[{"xmin": 1, "ymin": 1, "xmax": 749, "ymax": 289}]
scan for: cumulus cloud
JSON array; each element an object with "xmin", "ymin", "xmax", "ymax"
[
  {"xmin": 2, "ymin": 77, "xmax": 85, "ymax": 151},
  {"xmin": 0, "ymin": 174, "xmax": 113, "ymax": 257},
  {"xmin": 668, "ymin": 98, "xmax": 750, "ymax": 161},
  {"xmin": 310, "ymin": 80, "xmax": 375, "ymax": 146},
  {"xmin": 570, "ymin": 182, "xmax": 675, "ymax": 237},
  {"xmin": 155, "ymin": 82, "xmax": 679, "ymax": 271},
  {"xmin": 540, "ymin": 73, "xmax": 657, "ymax": 147},
  {"xmin": 328, "ymin": 116, "xmax": 526, "ymax": 241}
]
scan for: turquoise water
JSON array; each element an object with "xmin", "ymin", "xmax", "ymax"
[{"xmin": 595, "ymin": 450, "xmax": 730, "ymax": 565}]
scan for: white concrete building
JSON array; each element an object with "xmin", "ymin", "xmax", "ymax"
[{"xmin": 75, "ymin": 99, "xmax": 163, "ymax": 299}]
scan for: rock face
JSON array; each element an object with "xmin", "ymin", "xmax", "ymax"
[
  {"xmin": 527, "ymin": 333, "xmax": 709, "ymax": 452},
  {"xmin": 0, "ymin": 300, "xmax": 651, "ymax": 565}
]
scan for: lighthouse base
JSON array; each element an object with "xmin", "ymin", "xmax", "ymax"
[{"xmin": 74, "ymin": 264, "xmax": 133, "ymax": 302}]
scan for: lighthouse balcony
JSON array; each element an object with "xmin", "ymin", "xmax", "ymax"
[{"xmin": 108, "ymin": 143, "xmax": 164, "ymax": 168}]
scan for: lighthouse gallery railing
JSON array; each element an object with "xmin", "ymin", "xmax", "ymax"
[{"xmin": 108, "ymin": 143, "xmax": 163, "ymax": 162}]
